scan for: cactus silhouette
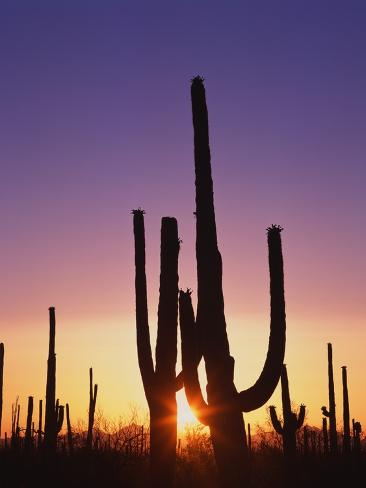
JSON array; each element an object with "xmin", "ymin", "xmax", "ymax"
[
  {"xmin": 44, "ymin": 307, "xmax": 57, "ymax": 450},
  {"xmin": 133, "ymin": 210, "xmax": 180, "ymax": 486},
  {"xmin": 321, "ymin": 343, "xmax": 337, "ymax": 455},
  {"xmin": 86, "ymin": 367, "xmax": 98, "ymax": 449},
  {"xmin": 341, "ymin": 366, "xmax": 351, "ymax": 454},
  {"xmin": 66, "ymin": 403, "xmax": 74, "ymax": 453},
  {"xmin": 269, "ymin": 365, "xmax": 305, "ymax": 459},
  {"xmin": 0, "ymin": 343, "xmax": 3, "ymax": 437},
  {"xmin": 352, "ymin": 419, "xmax": 361, "ymax": 453},
  {"xmin": 25, "ymin": 396, "xmax": 34, "ymax": 450},
  {"xmin": 179, "ymin": 76, "xmax": 286, "ymax": 485}
]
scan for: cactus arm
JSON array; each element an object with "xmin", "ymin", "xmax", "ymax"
[
  {"xmin": 321, "ymin": 406, "xmax": 330, "ymax": 417},
  {"xmin": 239, "ymin": 226, "xmax": 286, "ymax": 412},
  {"xmin": 269, "ymin": 406, "xmax": 284, "ymax": 435},
  {"xmin": 179, "ymin": 290, "xmax": 210, "ymax": 426},
  {"xmin": 133, "ymin": 209, "xmax": 155, "ymax": 402},
  {"xmin": 297, "ymin": 404, "xmax": 306, "ymax": 429},
  {"xmin": 155, "ymin": 218, "xmax": 180, "ymax": 384}
]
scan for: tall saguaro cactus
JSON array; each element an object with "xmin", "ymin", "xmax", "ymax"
[
  {"xmin": 179, "ymin": 76, "xmax": 286, "ymax": 485},
  {"xmin": 0, "ymin": 343, "xmax": 4, "ymax": 437},
  {"xmin": 86, "ymin": 367, "xmax": 98, "ymax": 449},
  {"xmin": 341, "ymin": 366, "xmax": 351, "ymax": 454},
  {"xmin": 44, "ymin": 307, "xmax": 64, "ymax": 451},
  {"xmin": 321, "ymin": 343, "xmax": 337, "ymax": 455},
  {"xmin": 44, "ymin": 307, "xmax": 56, "ymax": 450},
  {"xmin": 133, "ymin": 210, "xmax": 180, "ymax": 486},
  {"xmin": 269, "ymin": 365, "xmax": 305, "ymax": 459}
]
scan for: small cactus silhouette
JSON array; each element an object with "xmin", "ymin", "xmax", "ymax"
[
  {"xmin": 86, "ymin": 367, "xmax": 98, "ymax": 449},
  {"xmin": 269, "ymin": 364, "xmax": 305, "ymax": 459},
  {"xmin": 341, "ymin": 366, "xmax": 351, "ymax": 454},
  {"xmin": 321, "ymin": 343, "xmax": 337, "ymax": 455}
]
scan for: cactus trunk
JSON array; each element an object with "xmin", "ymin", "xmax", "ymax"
[
  {"xmin": 322, "ymin": 417, "xmax": 329, "ymax": 455},
  {"xmin": 86, "ymin": 368, "xmax": 98, "ymax": 449},
  {"xmin": 44, "ymin": 307, "xmax": 57, "ymax": 451},
  {"xmin": 341, "ymin": 366, "xmax": 351, "ymax": 454},
  {"xmin": 25, "ymin": 396, "xmax": 34, "ymax": 450},
  {"xmin": 66, "ymin": 403, "xmax": 73, "ymax": 454},
  {"xmin": 133, "ymin": 211, "xmax": 179, "ymax": 486},
  {"xmin": 327, "ymin": 343, "xmax": 337, "ymax": 455}
]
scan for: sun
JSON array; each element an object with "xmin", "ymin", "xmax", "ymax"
[{"xmin": 176, "ymin": 389, "xmax": 199, "ymax": 430}]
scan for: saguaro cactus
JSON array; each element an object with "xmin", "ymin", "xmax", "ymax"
[
  {"xmin": 25, "ymin": 396, "xmax": 34, "ymax": 450},
  {"xmin": 321, "ymin": 343, "xmax": 337, "ymax": 455},
  {"xmin": 0, "ymin": 343, "xmax": 4, "ymax": 438},
  {"xmin": 269, "ymin": 365, "xmax": 305, "ymax": 459},
  {"xmin": 179, "ymin": 76, "xmax": 286, "ymax": 485},
  {"xmin": 133, "ymin": 210, "xmax": 180, "ymax": 486},
  {"xmin": 352, "ymin": 419, "xmax": 361, "ymax": 453},
  {"xmin": 341, "ymin": 366, "xmax": 351, "ymax": 454},
  {"xmin": 44, "ymin": 307, "xmax": 64, "ymax": 451},
  {"xmin": 66, "ymin": 403, "xmax": 73, "ymax": 453},
  {"xmin": 86, "ymin": 367, "xmax": 98, "ymax": 449}
]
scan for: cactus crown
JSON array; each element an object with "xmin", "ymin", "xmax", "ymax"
[
  {"xmin": 131, "ymin": 208, "xmax": 145, "ymax": 216},
  {"xmin": 191, "ymin": 75, "xmax": 205, "ymax": 85},
  {"xmin": 266, "ymin": 224, "xmax": 283, "ymax": 235}
]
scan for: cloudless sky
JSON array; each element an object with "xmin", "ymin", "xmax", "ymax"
[{"xmin": 1, "ymin": 1, "xmax": 366, "ymax": 435}]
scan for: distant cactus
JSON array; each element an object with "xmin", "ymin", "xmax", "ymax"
[
  {"xmin": 179, "ymin": 76, "xmax": 286, "ymax": 485},
  {"xmin": 55, "ymin": 399, "xmax": 64, "ymax": 436},
  {"xmin": 0, "ymin": 343, "xmax": 4, "ymax": 437},
  {"xmin": 321, "ymin": 343, "xmax": 337, "ymax": 455},
  {"xmin": 66, "ymin": 403, "xmax": 73, "ymax": 453},
  {"xmin": 352, "ymin": 419, "xmax": 361, "ymax": 454},
  {"xmin": 25, "ymin": 396, "xmax": 34, "ymax": 450},
  {"xmin": 44, "ymin": 306, "xmax": 58, "ymax": 451},
  {"xmin": 269, "ymin": 365, "xmax": 305, "ymax": 459},
  {"xmin": 86, "ymin": 367, "xmax": 98, "ymax": 450},
  {"xmin": 341, "ymin": 366, "xmax": 351, "ymax": 454},
  {"xmin": 133, "ymin": 210, "xmax": 180, "ymax": 486}
]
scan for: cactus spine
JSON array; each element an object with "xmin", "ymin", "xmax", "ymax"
[
  {"xmin": 86, "ymin": 367, "xmax": 98, "ymax": 449},
  {"xmin": 179, "ymin": 76, "xmax": 286, "ymax": 485},
  {"xmin": 0, "ymin": 343, "xmax": 3, "ymax": 438},
  {"xmin": 321, "ymin": 343, "xmax": 337, "ymax": 455},
  {"xmin": 269, "ymin": 365, "xmax": 305, "ymax": 459},
  {"xmin": 133, "ymin": 210, "xmax": 180, "ymax": 486},
  {"xmin": 341, "ymin": 366, "xmax": 351, "ymax": 454}
]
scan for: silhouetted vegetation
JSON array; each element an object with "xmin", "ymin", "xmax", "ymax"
[
  {"xmin": 269, "ymin": 365, "xmax": 305, "ymax": 461},
  {"xmin": 0, "ymin": 78, "xmax": 365, "ymax": 487}
]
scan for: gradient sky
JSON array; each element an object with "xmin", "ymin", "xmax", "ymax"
[{"xmin": 1, "ymin": 1, "xmax": 366, "ymax": 435}]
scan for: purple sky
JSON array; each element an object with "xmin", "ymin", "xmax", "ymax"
[{"xmin": 0, "ymin": 1, "xmax": 366, "ymax": 430}]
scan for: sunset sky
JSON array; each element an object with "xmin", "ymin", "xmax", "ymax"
[{"xmin": 1, "ymin": 1, "xmax": 366, "ymax": 436}]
